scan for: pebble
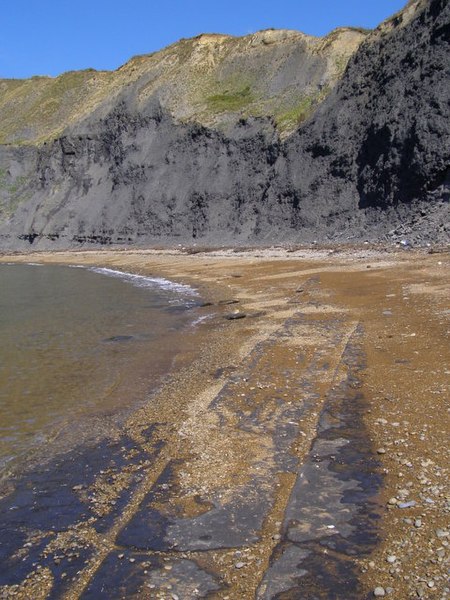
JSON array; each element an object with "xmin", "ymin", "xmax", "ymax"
[
  {"xmin": 414, "ymin": 519, "xmax": 422, "ymax": 528},
  {"xmin": 377, "ymin": 448, "xmax": 387, "ymax": 454},
  {"xmin": 235, "ymin": 562, "xmax": 246, "ymax": 569},
  {"xmin": 386, "ymin": 555, "xmax": 397, "ymax": 564},
  {"xmin": 374, "ymin": 587, "xmax": 386, "ymax": 597},
  {"xmin": 225, "ymin": 312, "xmax": 246, "ymax": 320},
  {"xmin": 435, "ymin": 528, "xmax": 448, "ymax": 538}
]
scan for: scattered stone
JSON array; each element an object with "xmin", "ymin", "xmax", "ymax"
[
  {"xmin": 435, "ymin": 528, "xmax": 448, "ymax": 538},
  {"xmin": 246, "ymin": 310, "xmax": 267, "ymax": 318},
  {"xmin": 386, "ymin": 555, "xmax": 397, "ymax": 564},
  {"xmin": 235, "ymin": 562, "xmax": 246, "ymax": 569},
  {"xmin": 377, "ymin": 448, "xmax": 387, "ymax": 454},
  {"xmin": 104, "ymin": 335, "xmax": 134, "ymax": 343},
  {"xmin": 414, "ymin": 519, "xmax": 422, "ymax": 528},
  {"xmin": 225, "ymin": 312, "xmax": 246, "ymax": 320},
  {"xmin": 374, "ymin": 586, "xmax": 386, "ymax": 597},
  {"xmin": 397, "ymin": 500, "xmax": 416, "ymax": 509}
]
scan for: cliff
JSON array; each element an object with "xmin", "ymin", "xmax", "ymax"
[{"xmin": 0, "ymin": 0, "xmax": 448, "ymax": 249}]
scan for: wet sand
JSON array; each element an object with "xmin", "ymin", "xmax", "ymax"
[{"xmin": 0, "ymin": 247, "xmax": 448, "ymax": 599}]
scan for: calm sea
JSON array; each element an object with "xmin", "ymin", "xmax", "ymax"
[{"xmin": 0, "ymin": 263, "xmax": 200, "ymax": 476}]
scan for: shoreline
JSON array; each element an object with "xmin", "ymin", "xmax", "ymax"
[
  {"xmin": 0, "ymin": 261, "xmax": 204, "ymax": 488},
  {"xmin": 0, "ymin": 249, "xmax": 448, "ymax": 599}
]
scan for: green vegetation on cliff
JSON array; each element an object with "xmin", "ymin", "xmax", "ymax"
[
  {"xmin": 207, "ymin": 85, "xmax": 254, "ymax": 112},
  {"xmin": 0, "ymin": 27, "xmax": 367, "ymax": 144}
]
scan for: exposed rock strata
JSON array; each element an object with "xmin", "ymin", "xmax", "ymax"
[{"xmin": 0, "ymin": 0, "xmax": 448, "ymax": 249}]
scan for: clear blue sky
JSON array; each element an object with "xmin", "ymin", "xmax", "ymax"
[{"xmin": 1, "ymin": 0, "xmax": 407, "ymax": 79}]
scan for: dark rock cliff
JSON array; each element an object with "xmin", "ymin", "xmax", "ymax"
[
  {"xmin": 283, "ymin": 0, "xmax": 450, "ymax": 209},
  {"xmin": 0, "ymin": 0, "xmax": 448, "ymax": 249}
]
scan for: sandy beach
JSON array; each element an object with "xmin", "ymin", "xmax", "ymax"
[{"xmin": 0, "ymin": 246, "xmax": 448, "ymax": 599}]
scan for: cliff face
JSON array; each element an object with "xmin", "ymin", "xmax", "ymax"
[
  {"xmin": 0, "ymin": 0, "xmax": 448, "ymax": 250},
  {"xmin": 283, "ymin": 0, "xmax": 450, "ymax": 209},
  {"xmin": 0, "ymin": 28, "xmax": 364, "ymax": 145},
  {"xmin": 267, "ymin": 0, "xmax": 450, "ymax": 241}
]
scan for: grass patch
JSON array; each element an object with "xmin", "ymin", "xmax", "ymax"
[
  {"xmin": 0, "ymin": 70, "xmax": 98, "ymax": 143},
  {"xmin": 207, "ymin": 85, "xmax": 254, "ymax": 113},
  {"xmin": 0, "ymin": 168, "xmax": 29, "ymax": 194},
  {"xmin": 0, "ymin": 179, "xmax": 31, "ymax": 221},
  {"xmin": 334, "ymin": 54, "xmax": 352, "ymax": 75},
  {"xmin": 275, "ymin": 87, "xmax": 332, "ymax": 133},
  {"xmin": 276, "ymin": 97, "xmax": 315, "ymax": 131}
]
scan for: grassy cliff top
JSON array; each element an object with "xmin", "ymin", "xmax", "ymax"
[{"xmin": 0, "ymin": 27, "xmax": 368, "ymax": 145}]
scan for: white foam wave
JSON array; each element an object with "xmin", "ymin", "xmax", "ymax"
[
  {"xmin": 191, "ymin": 314, "xmax": 213, "ymax": 327},
  {"xmin": 88, "ymin": 266, "xmax": 198, "ymax": 297}
]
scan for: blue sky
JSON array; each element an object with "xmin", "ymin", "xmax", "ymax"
[{"xmin": 2, "ymin": 0, "xmax": 407, "ymax": 79}]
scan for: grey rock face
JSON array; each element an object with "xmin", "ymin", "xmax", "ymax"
[
  {"xmin": 0, "ymin": 0, "xmax": 448, "ymax": 250},
  {"xmin": 285, "ymin": 0, "xmax": 450, "ymax": 209},
  {"xmin": 269, "ymin": 0, "xmax": 450, "ymax": 242}
]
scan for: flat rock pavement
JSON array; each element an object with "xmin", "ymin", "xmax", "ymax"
[{"xmin": 0, "ymin": 249, "xmax": 448, "ymax": 599}]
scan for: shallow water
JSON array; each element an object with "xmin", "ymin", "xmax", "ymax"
[{"xmin": 0, "ymin": 263, "xmax": 198, "ymax": 474}]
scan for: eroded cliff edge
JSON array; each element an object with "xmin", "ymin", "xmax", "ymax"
[{"xmin": 0, "ymin": 0, "xmax": 448, "ymax": 250}]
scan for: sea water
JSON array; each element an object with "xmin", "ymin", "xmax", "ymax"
[{"xmin": 0, "ymin": 263, "xmax": 199, "ymax": 475}]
